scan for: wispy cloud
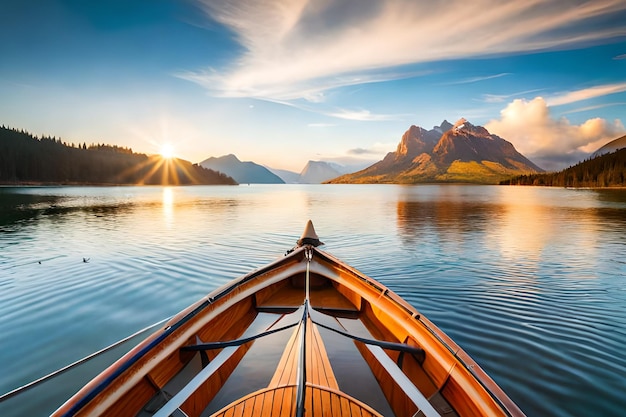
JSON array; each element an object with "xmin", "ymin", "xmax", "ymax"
[
  {"xmin": 443, "ymin": 73, "xmax": 511, "ymax": 85},
  {"xmin": 308, "ymin": 123, "xmax": 335, "ymax": 127},
  {"xmin": 613, "ymin": 53, "xmax": 626, "ymax": 60},
  {"xmin": 480, "ymin": 89, "xmax": 545, "ymax": 103},
  {"xmin": 348, "ymin": 147, "xmax": 379, "ymax": 155},
  {"xmin": 177, "ymin": 65, "xmax": 428, "ymax": 103},
  {"xmin": 482, "ymin": 94, "xmax": 511, "ymax": 103},
  {"xmin": 547, "ymin": 82, "xmax": 626, "ymax": 106},
  {"xmin": 244, "ymin": 93, "xmax": 405, "ymax": 123},
  {"xmin": 347, "ymin": 141, "xmax": 397, "ymax": 156},
  {"xmin": 326, "ymin": 108, "xmax": 408, "ymax": 122},
  {"xmin": 188, "ymin": 0, "xmax": 626, "ymax": 101},
  {"xmin": 561, "ymin": 102, "xmax": 626, "ymax": 115}
]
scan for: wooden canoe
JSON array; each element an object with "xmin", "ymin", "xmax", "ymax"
[{"xmin": 52, "ymin": 221, "xmax": 525, "ymax": 417}]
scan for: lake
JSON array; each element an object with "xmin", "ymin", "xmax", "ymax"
[{"xmin": 1, "ymin": 184, "xmax": 625, "ymax": 417}]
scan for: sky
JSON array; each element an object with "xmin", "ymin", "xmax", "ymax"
[{"xmin": 1, "ymin": 0, "xmax": 626, "ymax": 172}]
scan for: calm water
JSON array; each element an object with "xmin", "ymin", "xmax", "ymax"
[{"xmin": 0, "ymin": 184, "xmax": 625, "ymax": 417}]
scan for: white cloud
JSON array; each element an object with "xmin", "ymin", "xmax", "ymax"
[
  {"xmin": 486, "ymin": 97, "xmax": 625, "ymax": 170},
  {"xmin": 190, "ymin": 0, "xmax": 626, "ymax": 101}
]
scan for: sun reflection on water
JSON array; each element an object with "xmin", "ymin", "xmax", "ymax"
[{"xmin": 162, "ymin": 187, "xmax": 174, "ymax": 227}]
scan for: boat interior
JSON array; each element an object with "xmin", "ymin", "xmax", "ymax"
[
  {"xmin": 47, "ymin": 220, "xmax": 522, "ymax": 417},
  {"xmin": 126, "ymin": 265, "xmax": 464, "ymax": 417}
]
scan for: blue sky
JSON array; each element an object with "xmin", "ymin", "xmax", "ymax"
[{"xmin": 1, "ymin": 0, "xmax": 625, "ymax": 171}]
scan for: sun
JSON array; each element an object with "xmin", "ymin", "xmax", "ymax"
[{"xmin": 159, "ymin": 143, "xmax": 175, "ymax": 159}]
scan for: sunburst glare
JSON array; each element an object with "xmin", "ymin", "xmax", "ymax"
[{"xmin": 160, "ymin": 143, "xmax": 175, "ymax": 159}]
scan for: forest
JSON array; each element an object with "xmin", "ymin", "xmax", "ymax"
[
  {"xmin": 0, "ymin": 126, "xmax": 237, "ymax": 185},
  {"xmin": 501, "ymin": 148, "xmax": 626, "ymax": 187}
]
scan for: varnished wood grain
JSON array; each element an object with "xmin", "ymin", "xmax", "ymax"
[
  {"xmin": 256, "ymin": 284, "xmax": 358, "ymax": 312},
  {"xmin": 210, "ymin": 385, "xmax": 383, "ymax": 417},
  {"xmin": 269, "ymin": 318, "xmax": 338, "ymax": 390}
]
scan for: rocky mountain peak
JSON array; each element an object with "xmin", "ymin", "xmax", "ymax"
[
  {"xmin": 396, "ymin": 125, "xmax": 427, "ymax": 156},
  {"xmin": 452, "ymin": 118, "xmax": 467, "ymax": 130},
  {"xmin": 434, "ymin": 120, "xmax": 453, "ymax": 134},
  {"xmin": 328, "ymin": 118, "xmax": 543, "ymax": 184},
  {"xmin": 395, "ymin": 121, "xmax": 451, "ymax": 158},
  {"xmin": 449, "ymin": 118, "xmax": 491, "ymax": 138}
]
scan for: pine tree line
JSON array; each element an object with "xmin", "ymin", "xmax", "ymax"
[
  {"xmin": 501, "ymin": 148, "xmax": 626, "ymax": 187},
  {"xmin": 0, "ymin": 126, "xmax": 237, "ymax": 185}
]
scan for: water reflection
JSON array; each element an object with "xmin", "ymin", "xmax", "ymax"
[
  {"xmin": 395, "ymin": 186, "xmax": 626, "ymax": 264},
  {"xmin": 487, "ymin": 188, "xmax": 559, "ymax": 262},
  {"xmin": 162, "ymin": 187, "xmax": 174, "ymax": 227},
  {"xmin": 396, "ymin": 199, "xmax": 492, "ymax": 243},
  {"xmin": 0, "ymin": 188, "xmax": 141, "ymax": 234},
  {"xmin": 0, "ymin": 188, "xmax": 62, "ymax": 228},
  {"xmin": 591, "ymin": 188, "xmax": 626, "ymax": 205}
]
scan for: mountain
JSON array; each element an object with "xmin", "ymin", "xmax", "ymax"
[
  {"xmin": 268, "ymin": 161, "xmax": 367, "ymax": 183},
  {"xmin": 591, "ymin": 134, "xmax": 626, "ymax": 159},
  {"xmin": 266, "ymin": 167, "xmax": 301, "ymax": 183},
  {"xmin": 199, "ymin": 154, "xmax": 285, "ymax": 184},
  {"xmin": 328, "ymin": 119, "xmax": 543, "ymax": 184},
  {"xmin": 502, "ymin": 147, "xmax": 626, "ymax": 187},
  {"xmin": 298, "ymin": 161, "xmax": 343, "ymax": 184}
]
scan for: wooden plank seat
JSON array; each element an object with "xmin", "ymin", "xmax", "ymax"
[{"xmin": 256, "ymin": 285, "xmax": 359, "ymax": 314}]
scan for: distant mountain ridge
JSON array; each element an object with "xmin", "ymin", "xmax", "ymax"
[
  {"xmin": 266, "ymin": 166, "xmax": 302, "ymax": 183},
  {"xmin": 329, "ymin": 119, "xmax": 543, "ymax": 184},
  {"xmin": 298, "ymin": 161, "xmax": 343, "ymax": 183},
  {"xmin": 591, "ymin": 134, "xmax": 626, "ymax": 159},
  {"xmin": 199, "ymin": 154, "xmax": 284, "ymax": 184},
  {"xmin": 268, "ymin": 161, "xmax": 367, "ymax": 183}
]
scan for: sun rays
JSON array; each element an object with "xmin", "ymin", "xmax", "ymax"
[
  {"xmin": 117, "ymin": 154, "xmax": 203, "ymax": 185},
  {"xmin": 119, "ymin": 124, "xmax": 206, "ymax": 185}
]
